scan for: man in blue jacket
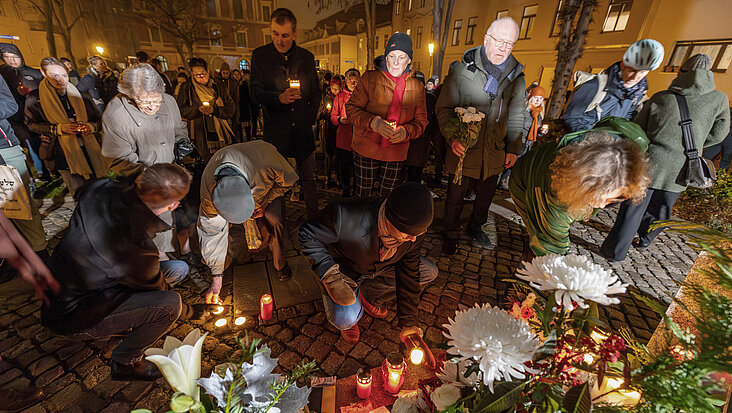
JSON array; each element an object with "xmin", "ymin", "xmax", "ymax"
[{"xmin": 563, "ymin": 39, "xmax": 665, "ymax": 132}]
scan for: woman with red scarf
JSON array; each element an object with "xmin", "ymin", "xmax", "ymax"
[{"xmin": 346, "ymin": 33, "xmax": 428, "ymax": 197}]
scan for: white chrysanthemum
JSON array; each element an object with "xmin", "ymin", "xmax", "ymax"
[
  {"xmin": 443, "ymin": 304, "xmax": 539, "ymax": 392},
  {"xmin": 516, "ymin": 254, "xmax": 628, "ymax": 311}
]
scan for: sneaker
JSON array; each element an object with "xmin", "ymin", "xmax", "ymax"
[
  {"xmin": 472, "ymin": 230, "xmax": 493, "ymax": 249},
  {"xmin": 633, "ymin": 239, "xmax": 650, "ymax": 250},
  {"xmin": 340, "ymin": 324, "xmax": 360, "ymax": 344},
  {"xmin": 359, "ymin": 292, "xmax": 387, "ymax": 319}
]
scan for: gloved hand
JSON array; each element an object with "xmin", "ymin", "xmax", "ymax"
[
  {"xmin": 370, "ymin": 116, "xmax": 396, "ymax": 140},
  {"xmin": 321, "ymin": 264, "xmax": 357, "ymax": 306},
  {"xmin": 389, "ymin": 126, "xmax": 407, "ymax": 143}
]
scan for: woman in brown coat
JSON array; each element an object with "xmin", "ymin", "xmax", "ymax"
[{"xmin": 346, "ymin": 33, "xmax": 428, "ymax": 197}]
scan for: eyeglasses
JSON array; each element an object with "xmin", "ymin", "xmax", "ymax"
[
  {"xmin": 135, "ymin": 97, "xmax": 165, "ymax": 107},
  {"xmin": 192, "ymin": 72, "xmax": 208, "ymax": 78},
  {"xmin": 487, "ymin": 34, "xmax": 516, "ymax": 49}
]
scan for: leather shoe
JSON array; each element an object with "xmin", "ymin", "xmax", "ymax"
[
  {"xmin": 340, "ymin": 324, "xmax": 360, "ymax": 344},
  {"xmin": 442, "ymin": 239, "xmax": 457, "ymax": 255},
  {"xmin": 111, "ymin": 359, "xmax": 162, "ymax": 381},
  {"xmin": 633, "ymin": 239, "xmax": 650, "ymax": 250},
  {"xmin": 2, "ymin": 386, "xmax": 42, "ymax": 412},
  {"xmin": 322, "ymin": 268, "xmax": 357, "ymax": 306},
  {"xmin": 359, "ymin": 292, "xmax": 387, "ymax": 319},
  {"xmin": 275, "ymin": 264, "xmax": 293, "ymax": 282}
]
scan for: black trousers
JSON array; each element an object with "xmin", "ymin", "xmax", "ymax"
[
  {"xmin": 335, "ymin": 148, "xmax": 353, "ymax": 196},
  {"xmin": 443, "ymin": 174, "xmax": 499, "ymax": 240},
  {"xmin": 600, "ymin": 188, "xmax": 680, "ymax": 261}
]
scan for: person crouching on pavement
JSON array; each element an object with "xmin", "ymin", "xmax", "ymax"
[
  {"xmin": 299, "ymin": 182, "xmax": 438, "ymax": 344},
  {"xmin": 41, "ymin": 163, "xmax": 217, "ymax": 381},
  {"xmin": 198, "ymin": 141, "xmax": 299, "ymax": 304}
]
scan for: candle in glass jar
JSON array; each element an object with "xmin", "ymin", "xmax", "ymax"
[
  {"xmin": 356, "ymin": 368, "xmax": 372, "ymax": 399},
  {"xmin": 260, "ymin": 294, "xmax": 273, "ymax": 320},
  {"xmin": 382, "ymin": 352, "xmax": 405, "ymax": 394}
]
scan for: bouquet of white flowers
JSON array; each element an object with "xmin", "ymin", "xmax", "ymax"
[{"xmin": 444, "ymin": 106, "xmax": 485, "ymax": 185}]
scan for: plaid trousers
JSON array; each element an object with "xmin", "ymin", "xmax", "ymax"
[{"xmin": 353, "ymin": 151, "xmax": 404, "ymax": 198}]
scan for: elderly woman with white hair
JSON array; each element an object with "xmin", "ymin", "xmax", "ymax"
[{"xmin": 102, "ymin": 63, "xmax": 196, "ymax": 283}]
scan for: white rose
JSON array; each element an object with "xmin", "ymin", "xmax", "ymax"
[
  {"xmin": 391, "ymin": 395, "xmax": 418, "ymax": 413},
  {"xmin": 431, "ymin": 383, "xmax": 462, "ymax": 412}
]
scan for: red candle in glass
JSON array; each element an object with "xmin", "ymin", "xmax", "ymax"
[
  {"xmin": 260, "ymin": 294, "xmax": 273, "ymax": 320},
  {"xmin": 356, "ymin": 368, "xmax": 372, "ymax": 399},
  {"xmin": 381, "ymin": 351, "xmax": 406, "ymax": 394}
]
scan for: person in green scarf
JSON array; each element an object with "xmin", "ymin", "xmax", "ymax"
[{"xmin": 508, "ymin": 116, "xmax": 651, "ymax": 258}]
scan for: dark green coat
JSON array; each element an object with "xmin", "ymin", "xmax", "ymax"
[
  {"xmin": 509, "ymin": 118, "xmax": 649, "ymax": 256},
  {"xmin": 635, "ymin": 69, "xmax": 730, "ymax": 193},
  {"xmin": 436, "ymin": 47, "xmax": 526, "ymax": 180}
]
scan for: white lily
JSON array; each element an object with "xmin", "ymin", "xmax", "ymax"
[{"xmin": 145, "ymin": 328, "xmax": 207, "ymax": 401}]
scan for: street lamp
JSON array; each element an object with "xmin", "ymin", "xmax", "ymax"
[{"xmin": 95, "ymin": 45, "xmax": 104, "ymax": 54}]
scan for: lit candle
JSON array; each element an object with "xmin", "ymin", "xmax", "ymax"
[
  {"xmin": 202, "ymin": 101, "xmax": 210, "ymax": 107},
  {"xmin": 356, "ymin": 368, "xmax": 372, "ymax": 399},
  {"xmin": 289, "ymin": 79, "xmax": 300, "ymax": 89},
  {"xmin": 234, "ymin": 316, "xmax": 246, "ymax": 326},
  {"xmin": 213, "ymin": 306, "xmax": 225, "ymax": 315},
  {"xmin": 382, "ymin": 352, "xmax": 405, "ymax": 394},
  {"xmin": 386, "ymin": 120, "xmax": 397, "ymax": 129},
  {"xmin": 260, "ymin": 294, "xmax": 273, "ymax": 320},
  {"xmin": 215, "ymin": 318, "xmax": 227, "ymax": 327},
  {"xmin": 590, "ymin": 328, "xmax": 610, "ymax": 343},
  {"xmin": 540, "ymin": 123, "xmax": 549, "ymax": 134},
  {"xmin": 326, "ymin": 103, "xmax": 332, "ymax": 110},
  {"xmin": 409, "ymin": 347, "xmax": 424, "ymax": 365}
]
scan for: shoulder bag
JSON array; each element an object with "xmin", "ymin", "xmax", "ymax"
[{"xmin": 674, "ymin": 93, "xmax": 716, "ymax": 189}]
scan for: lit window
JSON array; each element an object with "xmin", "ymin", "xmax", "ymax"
[
  {"xmin": 211, "ymin": 26, "xmax": 222, "ymax": 47},
  {"xmin": 359, "ymin": 38, "xmax": 363, "ymax": 50},
  {"xmin": 395, "ymin": 0, "xmax": 401, "ymax": 14},
  {"xmin": 155, "ymin": 55, "xmax": 168, "ymax": 71},
  {"xmin": 550, "ymin": 0, "xmax": 565, "ymax": 37},
  {"xmin": 416, "ymin": 26, "xmax": 423, "ymax": 49},
  {"xmin": 465, "ymin": 17, "xmax": 477, "ymax": 45},
  {"xmin": 406, "ymin": 28, "xmax": 411, "ymax": 36},
  {"xmin": 420, "ymin": 0, "xmax": 425, "ymax": 7},
  {"xmin": 262, "ymin": 5, "xmax": 271, "ymax": 21},
  {"xmin": 664, "ymin": 39, "xmax": 732, "ymax": 73},
  {"xmin": 236, "ymin": 32, "xmax": 248, "ymax": 48},
  {"xmin": 239, "ymin": 59, "xmax": 249, "ymax": 71},
  {"xmin": 496, "ymin": 10, "xmax": 509, "ymax": 20},
  {"xmin": 602, "ymin": 0, "xmax": 632, "ymax": 33},
  {"xmin": 408, "ymin": 0, "xmax": 413, "ymax": 11},
  {"xmin": 519, "ymin": 5, "xmax": 538, "ymax": 40},
  {"xmin": 451, "ymin": 19, "xmax": 462, "ymax": 46}
]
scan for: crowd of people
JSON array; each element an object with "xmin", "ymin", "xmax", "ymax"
[{"xmin": 0, "ymin": 6, "xmax": 729, "ymax": 398}]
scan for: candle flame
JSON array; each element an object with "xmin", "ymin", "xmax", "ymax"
[
  {"xmin": 215, "ymin": 318, "xmax": 227, "ymax": 327},
  {"xmin": 234, "ymin": 316, "xmax": 246, "ymax": 326},
  {"xmin": 261, "ymin": 294, "xmax": 272, "ymax": 303},
  {"xmin": 388, "ymin": 370, "xmax": 400, "ymax": 385},
  {"xmin": 409, "ymin": 347, "xmax": 424, "ymax": 365},
  {"xmin": 213, "ymin": 306, "xmax": 225, "ymax": 314}
]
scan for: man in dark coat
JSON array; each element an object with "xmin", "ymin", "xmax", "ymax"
[
  {"xmin": 0, "ymin": 43, "xmax": 46, "ymax": 177},
  {"xmin": 299, "ymin": 182, "xmax": 438, "ymax": 344},
  {"xmin": 436, "ymin": 17, "xmax": 526, "ymax": 254},
  {"xmin": 251, "ymin": 7, "xmax": 321, "ymax": 219},
  {"xmin": 41, "ymin": 164, "xmax": 214, "ymax": 381},
  {"xmin": 151, "ymin": 57, "xmax": 175, "ymax": 96},
  {"xmin": 77, "ymin": 55, "xmax": 118, "ymax": 113}
]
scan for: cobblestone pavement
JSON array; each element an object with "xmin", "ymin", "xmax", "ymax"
[{"xmin": 0, "ymin": 184, "xmax": 696, "ymax": 412}]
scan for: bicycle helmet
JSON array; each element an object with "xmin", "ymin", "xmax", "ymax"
[{"xmin": 623, "ymin": 39, "xmax": 665, "ymax": 71}]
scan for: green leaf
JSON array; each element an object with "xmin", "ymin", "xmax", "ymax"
[
  {"xmin": 532, "ymin": 330, "xmax": 558, "ymax": 362},
  {"xmin": 200, "ymin": 387, "xmax": 215, "ymax": 412},
  {"xmin": 562, "ymin": 383, "xmax": 592, "ymax": 413},
  {"xmin": 464, "ymin": 363, "xmax": 482, "ymax": 380},
  {"xmin": 472, "ymin": 381, "xmax": 525, "ymax": 413}
]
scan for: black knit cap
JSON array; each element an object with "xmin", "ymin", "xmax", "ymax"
[
  {"xmin": 385, "ymin": 182, "xmax": 433, "ymax": 236},
  {"xmin": 384, "ymin": 33, "xmax": 413, "ymax": 60}
]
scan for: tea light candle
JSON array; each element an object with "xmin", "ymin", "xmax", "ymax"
[
  {"xmin": 382, "ymin": 352, "xmax": 405, "ymax": 394},
  {"xmin": 215, "ymin": 318, "xmax": 227, "ymax": 328},
  {"xmin": 289, "ymin": 79, "xmax": 300, "ymax": 89},
  {"xmin": 260, "ymin": 294, "xmax": 273, "ymax": 320},
  {"xmin": 356, "ymin": 368, "xmax": 372, "ymax": 399},
  {"xmin": 212, "ymin": 306, "xmax": 225, "ymax": 315},
  {"xmin": 234, "ymin": 316, "xmax": 246, "ymax": 326},
  {"xmin": 202, "ymin": 101, "xmax": 210, "ymax": 107}
]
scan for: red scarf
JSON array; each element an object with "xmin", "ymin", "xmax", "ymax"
[{"xmin": 381, "ymin": 69, "xmax": 410, "ymax": 149}]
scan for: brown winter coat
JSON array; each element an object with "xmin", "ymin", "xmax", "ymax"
[{"xmin": 346, "ymin": 65, "xmax": 428, "ymax": 162}]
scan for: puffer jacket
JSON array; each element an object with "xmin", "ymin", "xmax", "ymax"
[
  {"xmin": 331, "ymin": 87, "xmax": 353, "ymax": 150},
  {"xmin": 0, "ymin": 43, "xmax": 42, "ymax": 127},
  {"xmin": 345, "ymin": 58, "xmax": 428, "ymax": 162},
  {"xmin": 101, "ymin": 93, "xmax": 190, "ymax": 177},
  {"xmin": 436, "ymin": 46, "xmax": 526, "ymax": 180},
  {"xmin": 636, "ymin": 68, "xmax": 730, "ymax": 192}
]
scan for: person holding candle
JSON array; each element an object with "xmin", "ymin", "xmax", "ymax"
[
  {"xmin": 345, "ymin": 32, "xmax": 428, "ymax": 198},
  {"xmin": 299, "ymin": 182, "xmax": 437, "ymax": 344},
  {"xmin": 41, "ymin": 164, "xmax": 217, "ymax": 381},
  {"xmin": 250, "ymin": 8, "xmax": 321, "ymax": 220},
  {"xmin": 198, "ymin": 141, "xmax": 299, "ymax": 304}
]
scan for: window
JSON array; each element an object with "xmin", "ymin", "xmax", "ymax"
[
  {"xmin": 359, "ymin": 38, "xmax": 363, "ymax": 50},
  {"xmin": 375, "ymin": 36, "xmax": 379, "ymax": 49},
  {"xmin": 246, "ymin": 0, "xmax": 253, "ymax": 18},
  {"xmin": 395, "ymin": 0, "xmax": 401, "ymax": 15},
  {"xmin": 451, "ymin": 19, "xmax": 462, "ymax": 46},
  {"xmin": 496, "ymin": 10, "xmax": 509, "ymax": 20},
  {"xmin": 550, "ymin": 0, "xmax": 565, "ymax": 37},
  {"xmin": 262, "ymin": 5, "xmax": 271, "ymax": 21},
  {"xmin": 465, "ymin": 17, "xmax": 477, "ymax": 45},
  {"xmin": 149, "ymin": 27, "xmax": 161, "ymax": 43},
  {"xmin": 519, "ymin": 5, "xmax": 538, "ymax": 40},
  {"xmin": 239, "ymin": 59, "xmax": 249, "ymax": 71},
  {"xmin": 233, "ymin": 0, "xmax": 244, "ymax": 19},
  {"xmin": 331, "ymin": 40, "xmax": 340, "ymax": 54},
  {"xmin": 602, "ymin": 0, "xmax": 632, "ymax": 33},
  {"xmin": 384, "ymin": 35, "xmax": 389, "ymax": 49},
  {"xmin": 210, "ymin": 26, "xmax": 222, "ymax": 47},
  {"xmin": 236, "ymin": 32, "xmax": 248, "ymax": 48},
  {"xmin": 206, "ymin": 0, "xmax": 218, "ymax": 17},
  {"xmin": 420, "ymin": 0, "xmax": 425, "ymax": 7},
  {"xmin": 155, "ymin": 56, "xmax": 168, "ymax": 71},
  {"xmin": 408, "ymin": 0, "xmax": 413, "ymax": 11},
  {"xmin": 664, "ymin": 39, "xmax": 732, "ymax": 73},
  {"xmin": 416, "ymin": 26, "xmax": 423, "ymax": 49},
  {"xmin": 406, "ymin": 28, "xmax": 411, "ymax": 36}
]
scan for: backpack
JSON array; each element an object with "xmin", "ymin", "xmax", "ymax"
[{"xmin": 563, "ymin": 70, "xmax": 609, "ymax": 122}]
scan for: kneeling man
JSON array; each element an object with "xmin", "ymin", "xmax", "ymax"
[
  {"xmin": 299, "ymin": 182, "xmax": 438, "ymax": 343},
  {"xmin": 42, "ymin": 164, "xmax": 212, "ymax": 381}
]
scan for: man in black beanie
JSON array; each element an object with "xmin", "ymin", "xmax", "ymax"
[{"xmin": 299, "ymin": 182, "xmax": 437, "ymax": 344}]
